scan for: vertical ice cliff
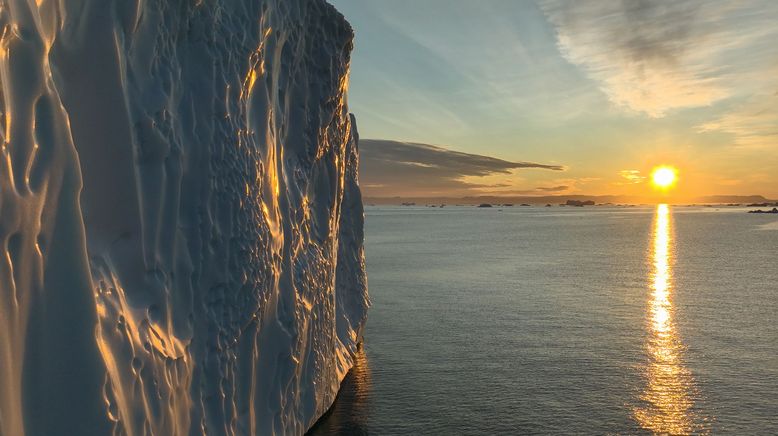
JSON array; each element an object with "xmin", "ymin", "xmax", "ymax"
[{"xmin": 0, "ymin": 0, "xmax": 369, "ymax": 435}]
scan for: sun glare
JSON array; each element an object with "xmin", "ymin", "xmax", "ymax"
[{"xmin": 651, "ymin": 166, "xmax": 678, "ymax": 190}]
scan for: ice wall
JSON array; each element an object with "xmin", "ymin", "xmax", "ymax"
[{"xmin": 0, "ymin": 0, "xmax": 368, "ymax": 435}]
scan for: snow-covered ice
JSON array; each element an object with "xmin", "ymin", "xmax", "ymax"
[{"xmin": 0, "ymin": 0, "xmax": 368, "ymax": 434}]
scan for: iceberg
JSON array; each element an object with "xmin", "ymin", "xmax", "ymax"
[{"xmin": 0, "ymin": 0, "xmax": 368, "ymax": 434}]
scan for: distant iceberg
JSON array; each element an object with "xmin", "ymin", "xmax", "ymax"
[{"xmin": 0, "ymin": 0, "xmax": 368, "ymax": 434}]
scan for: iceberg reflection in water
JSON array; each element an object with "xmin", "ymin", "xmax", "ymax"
[
  {"xmin": 634, "ymin": 204, "xmax": 706, "ymax": 433},
  {"xmin": 308, "ymin": 349, "xmax": 372, "ymax": 435}
]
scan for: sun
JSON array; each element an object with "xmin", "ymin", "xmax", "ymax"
[{"xmin": 651, "ymin": 166, "xmax": 678, "ymax": 190}]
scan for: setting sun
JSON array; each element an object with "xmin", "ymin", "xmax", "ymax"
[{"xmin": 651, "ymin": 166, "xmax": 678, "ymax": 190}]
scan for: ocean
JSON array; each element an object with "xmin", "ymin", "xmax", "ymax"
[{"xmin": 310, "ymin": 205, "xmax": 778, "ymax": 434}]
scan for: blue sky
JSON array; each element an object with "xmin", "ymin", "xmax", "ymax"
[{"xmin": 331, "ymin": 0, "xmax": 778, "ymax": 199}]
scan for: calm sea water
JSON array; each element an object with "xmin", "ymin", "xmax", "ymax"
[{"xmin": 310, "ymin": 205, "xmax": 778, "ymax": 435}]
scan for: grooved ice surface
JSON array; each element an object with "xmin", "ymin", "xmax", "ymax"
[{"xmin": 0, "ymin": 0, "xmax": 368, "ymax": 434}]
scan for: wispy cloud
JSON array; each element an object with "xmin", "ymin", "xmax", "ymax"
[
  {"xmin": 697, "ymin": 92, "xmax": 778, "ymax": 148},
  {"xmin": 536, "ymin": 185, "xmax": 569, "ymax": 192},
  {"xmin": 359, "ymin": 139, "xmax": 563, "ymax": 197},
  {"xmin": 541, "ymin": 0, "xmax": 778, "ymax": 117},
  {"xmin": 619, "ymin": 169, "xmax": 646, "ymax": 184},
  {"xmin": 491, "ymin": 177, "xmax": 600, "ymax": 196},
  {"xmin": 488, "ymin": 185, "xmax": 572, "ymax": 195}
]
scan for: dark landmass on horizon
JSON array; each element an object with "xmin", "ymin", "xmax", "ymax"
[{"xmin": 363, "ymin": 194, "xmax": 777, "ymax": 205}]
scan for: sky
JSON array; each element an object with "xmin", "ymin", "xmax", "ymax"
[{"xmin": 330, "ymin": 0, "xmax": 778, "ymax": 200}]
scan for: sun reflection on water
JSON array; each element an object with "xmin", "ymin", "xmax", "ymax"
[{"xmin": 634, "ymin": 204, "xmax": 705, "ymax": 434}]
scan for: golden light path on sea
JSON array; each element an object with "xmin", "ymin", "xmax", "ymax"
[{"xmin": 633, "ymin": 204, "xmax": 703, "ymax": 434}]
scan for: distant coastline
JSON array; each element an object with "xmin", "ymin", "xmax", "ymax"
[{"xmin": 364, "ymin": 194, "xmax": 777, "ymax": 206}]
